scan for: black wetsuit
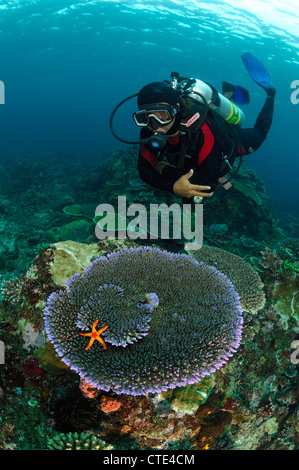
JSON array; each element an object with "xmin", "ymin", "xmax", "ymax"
[{"xmin": 138, "ymin": 96, "xmax": 274, "ymax": 198}]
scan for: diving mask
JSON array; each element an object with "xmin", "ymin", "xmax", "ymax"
[{"xmin": 133, "ymin": 104, "xmax": 179, "ymax": 128}]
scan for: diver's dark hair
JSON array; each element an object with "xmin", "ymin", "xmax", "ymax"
[{"xmin": 137, "ymin": 82, "xmax": 180, "ymax": 108}]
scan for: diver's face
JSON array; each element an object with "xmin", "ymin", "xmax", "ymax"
[
  {"xmin": 147, "ymin": 102, "xmax": 176, "ymax": 134},
  {"xmin": 149, "ymin": 119, "xmax": 175, "ymax": 134}
]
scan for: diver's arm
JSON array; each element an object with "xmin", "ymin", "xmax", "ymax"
[
  {"xmin": 138, "ymin": 151, "xmax": 177, "ymax": 193},
  {"xmin": 138, "ymin": 150, "xmax": 212, "ymax": 197},
  {"xmin": 138, "ymin": 125, "xmax": 217, "ymax": 197},
  {"xmin": 176, "ymin": 146, "xmax": 224, "ymax": 196}
]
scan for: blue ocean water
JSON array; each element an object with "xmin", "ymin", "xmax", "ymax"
[{"xmin": 0, "ymin": 0, "xmax": 298, "ymax": 215}]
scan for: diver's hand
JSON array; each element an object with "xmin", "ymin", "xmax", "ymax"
[{"xmin": 173, "ymin": 169, "xmax": 213, "ymax": 198}]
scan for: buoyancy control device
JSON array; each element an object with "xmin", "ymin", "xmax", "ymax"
[{"xmin": 169, "ymin": 73, "xmax": 245, "ymax": 127}]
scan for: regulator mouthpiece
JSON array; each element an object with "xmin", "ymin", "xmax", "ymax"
[{"xmin": 147, "ymin": 132, "xmax": 169, "ymax": 150}]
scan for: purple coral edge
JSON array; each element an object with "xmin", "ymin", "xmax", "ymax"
[{"xmin": 43, "ymin": 245, "xmax": 245, "ymax": 396}]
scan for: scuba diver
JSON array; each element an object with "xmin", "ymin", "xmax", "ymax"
[{"xmin": 110, "ymin": 53, "xmax": 275, "ymax": 204}]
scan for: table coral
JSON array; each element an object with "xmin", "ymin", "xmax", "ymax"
[
  {"xmin": 229, "ymin": 166, "xmax": 267, "ymax": 206},
  {"xmin": 188, "ymin": 245, "xmax": 265, "ymax": 314},
  {"xmin": 44, "ymin": 246, "xmax": 243, "ymax": 396}
]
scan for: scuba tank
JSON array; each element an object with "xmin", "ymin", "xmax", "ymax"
[
  {"xmin": 168, "ymin": 72, "xmax": 245, "ymax": 183},
  {"xmin": 170, "ymin": 73, "xmax": 245, "ymax": 127}
]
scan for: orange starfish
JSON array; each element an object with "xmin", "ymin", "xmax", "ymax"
[{"xmin": 80, "ymin": 320, "xmax": 108, "ymax": 350}]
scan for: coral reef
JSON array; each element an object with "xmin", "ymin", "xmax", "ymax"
[
  {"xmin": 37, "ymin": 341, "xmax": 72, "ymax": 375},
  {"xmin": 157, "ymin": 375, "xmax": 216, "ymax": 415},
  {"xmin": 44, "ymin": 245, "xmax": 243, "ymax": 395},
  {"xmin": 0, "ymin": 146, "xmax": 298, "ymax": 451},
  {"xmin": 100, "ymin": 395, "xmax": 122, "ymax": 413},
  {"xmin": 47, "ymin": 432, "xmax": 114, "ymax": 450},
  {"xmin": 188, "ymin": 245, "xmax": 265, "ymax": 314},
  {"xmin": 259, "ymin": 246, "xmax": 283, "ymax": 273},
  {"xmin": 63, "ymin": 203, "xmax": 98, "ymax": 220},
  {"xmin": 79, "ymin": 378, "xmax": 101, "ymax": 399},
  {"xmin": 201, "ymin": 164, "xmax": 281, "ymax": 242},
  {"xmin": 280, "ymin": 238, "xmax": 299, "ymax": 259},
  {"xmin": 203, "ymin": 223, "xmax": 233, "ymax": 248},
  {"xmin": 48, "ymin": 240, "xmax": 99, "ymax": 286},
  {"xmin": 192, "ymin": 410, "xmax": 232, "ymax": 450},
  {"xmin": 273, "ymin": 276, "xmax": 299, "ymax": 328},
  {"xmin": 1, "ymin": 246, "xmax": 58, "ymax": 330},
  {"xmin": 229, "ymin": 166, "xmax": 268, "ymax": 206}
]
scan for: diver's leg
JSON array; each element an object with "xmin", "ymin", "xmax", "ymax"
[
  {"xmin": 236, "ymin": 96, "xmax": 275, "ymax": 154},
  {"xmin": 253, "ymin": 95, "xmax": 275, "ymax": 140}
]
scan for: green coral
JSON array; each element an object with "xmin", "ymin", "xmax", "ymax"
[
  {"xmin": 63, "ymin": 203, "xmax": 98, "ymax": 220},
  {"xmin": 229, "ymin": 166, "xmax": 267, "ymax": 206},
  {"xmin": 188, "ymin": 245, "xmax": 265, "ymax": 314},
  {"xmin": 273, "ymin": 276, "xmax": 299, "ymax": 327},
  {"xmin": 47, "ymin": 432, "xmax": 114, "ymax": 450},
  {"xmin": 63, "ymin": 204, "xmax": 83, "ymax": 216},
  {"xmin": 49, "ymin": 219, "xmax": 92, "ymax": 242},
  {"xmin": 283, "ymin": 260, "xmax": 299, "ymax": 273},
  {"xmin": 159, "ymin": 375, "xmax": 215, "ymax": 415}
]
